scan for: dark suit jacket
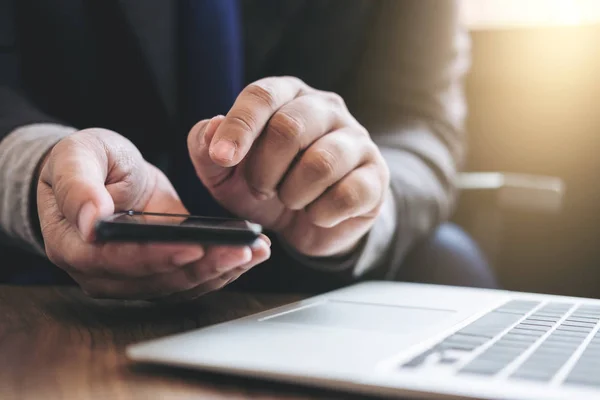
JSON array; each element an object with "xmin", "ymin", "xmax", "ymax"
[{"xmin": 0, "ymin": 0, "xmax": 468, "ymax": 292}]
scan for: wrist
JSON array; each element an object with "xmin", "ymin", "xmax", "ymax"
[
  {"xmin": 0, "ymin": 123, "xmax": 75, "ymax": 255},
  {"xmin": 276, "ymin": 231, "xmax": 368, "ymax": 273},
  {"xmin": 327, "ymin": 237, "xmax": 364, "ymax": 259}
]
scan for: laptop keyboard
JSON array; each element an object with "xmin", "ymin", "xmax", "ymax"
[{"xmin": 401, "ymin": 300, "xmax": 600, "ymax": 389}]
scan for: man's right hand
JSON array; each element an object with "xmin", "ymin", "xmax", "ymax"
[{"xmin": 37, "ymin": 129, "xmax": 270, "ymax": 300}]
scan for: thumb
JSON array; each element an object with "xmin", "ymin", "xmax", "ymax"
[
  {"xmin": 41, "ymin": 134, "xmax": 115, "ymax": 241},
  {"xmin": 187, "ymin": 115, "xmax": 232, "ymax": 189}
]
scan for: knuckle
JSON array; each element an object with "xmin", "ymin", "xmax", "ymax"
[
  {"xmin": 56, "ymin": 131, "xmax": 96, "ymax": 155},
  {"xmin": 229, "ymin": 109, "xmax": 258, "ymax": 134},
  {"xmin": 323, "ymin": 91, "xmax": 346, "ymax": 109},
  {"xmin": 112, "ymin": 144, "xmax": 137, "ymax": 172},
  {"xmin": 50, "ymin": 136, "xmax": 81, "ymax": 163},
  {"xmin": 354, "ymin": 123, "xmax": 370, "ymax": 139},
  {"xmin": 283, "ymin": 75, "xmax": 305, "ymax": 86},
  {"xmin": 245, "ymin": 82, "xmax": 278, "ymax": 110},
  {"xmin": 277, "ymin": 185, "xmax": 299, "ymax": 209},
  {"xmin": 333, "ymin": 182, "xmax": 362, "ymax": 211},
  {"xmin": 364, "ymin": 138, "xmax": 379, "ymax": 155},
  {"xmin": 267, "ymin": 111, "xmax": 304, "ymax": 145},
  {"xmin": 302, "ymin": 148, "xmax": 338, "ymax": 181},
  {"xmin": 53, "ymin": 175, "xmax": 84, "ymax": 208},
  {"xmin": 305, "ymin": 203, "xmax": 333, "ymax": 231},
  {"xmin": 305, "ymin": 202, "xmax": 323, "ymax": 222},
  {"xmin": 283, "ymin": 76, "xmax": 310, "ymax": 94}
]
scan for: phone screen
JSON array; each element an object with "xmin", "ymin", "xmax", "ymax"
[{"xmin": 111, "ymin": 211, "xmax": 261, "ymax": 232}]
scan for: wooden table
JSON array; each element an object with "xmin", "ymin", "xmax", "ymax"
[{"xmin": 0, "ymin": 286, "xmax": 374, "ymax": 400}]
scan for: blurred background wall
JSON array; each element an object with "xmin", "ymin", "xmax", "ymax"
[{"xmin": 461, "ymin": 0, "xmax": 600, "ymax": 297}]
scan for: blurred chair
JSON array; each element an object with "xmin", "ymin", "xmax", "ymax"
[{"xmin": 454, "ymin": 172, "xmax": 565, "ymax": 269}]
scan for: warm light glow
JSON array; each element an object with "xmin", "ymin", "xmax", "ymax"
[{"xmin": 461, "ymin": 0, "xmax": 600, "ymax": 29}]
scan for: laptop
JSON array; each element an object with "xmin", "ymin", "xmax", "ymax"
[{"xmin": 127, "ymin": 281, "xmax": 600, "ymax": 399}]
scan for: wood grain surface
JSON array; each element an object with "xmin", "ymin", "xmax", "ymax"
[{"xmin": 0, "ymin": 286, "xmax": 375, "ymax": 400}]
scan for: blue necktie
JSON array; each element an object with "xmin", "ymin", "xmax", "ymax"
[{"xmin": 174, "ymin": 0, "xmax": 243, "ymax": 216}]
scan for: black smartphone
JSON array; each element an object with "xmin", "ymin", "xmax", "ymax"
[{"xmin": 94, "ymin": 211, "xmax": 262, "ymax": 246}]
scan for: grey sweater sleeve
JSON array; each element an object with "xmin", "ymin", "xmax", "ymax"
[
  {"xmin": 0, "ymin": 124, "xmax": 75, "ymax": 255},
  {"xmin": 282, "ymin": 1, "xmax": 469, "ymax": 279}
]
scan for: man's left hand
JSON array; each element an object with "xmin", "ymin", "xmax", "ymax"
[{"xmin": 188, "ymin": 77, "xmax": 389, "ymax": 258}]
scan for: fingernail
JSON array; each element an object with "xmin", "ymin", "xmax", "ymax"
[
  {"xmin": 77, "ymin": 201, "xmax": 96, "ymax": 240},
  {"xmin": 262, "ymin": 235, "xmax": 272, "ymax": 247},
  {"xmin": 203, "ymin": 115, "xmax": 225, "ymax": 147},
  {"xmin": 210, "ymin": 139, "xmax": 236, "ymax": 163},
  {"xmin": 172, "ymin": 247, "xmax": 204, "ymax": 266},
  {"xmin": 252, "ymin": 235, "xmax": 271, "ymax": 249}
]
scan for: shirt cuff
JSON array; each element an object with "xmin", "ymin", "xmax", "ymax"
[
  {"xmin": 0, "ymin": 124, "xmax": 76, "ymax": 255},
  {"xmin": 277, "ymin": 189, "xmax": 397, "ymax": 277},
  {"xmin": 351, "ymin": 188, "xmax": 397, "ymax": 277}
]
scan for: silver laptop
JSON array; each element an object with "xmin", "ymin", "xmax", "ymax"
[{"xmin": 127, "ymin": 282, "xmax": 600, "ymax": 399}]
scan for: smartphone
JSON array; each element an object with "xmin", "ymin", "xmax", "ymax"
[{"xmin": 94, "ymin": 211, "xmax": 262, "ymax": 246}]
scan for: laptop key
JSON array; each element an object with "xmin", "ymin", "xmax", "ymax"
[
  {"xmin": 561, "ymin": 321, "xmax": 597, "ymax": 329},
  {"xmin": 550, "ymin": 330, "xmax": 590, "ymax": 339},
  {"xmin": 555, "ymin": 325, "xmax": 594, "ymax": 333},
  {"xmin": 516, "ymin": 322, "xmax": 552, "ymax": 330},
  {"xmin": 502, "ymin": 333, "xmax": 541, "ymax": 342},
  {"xmin": 459, "ymin": 361, "xmax": 508, "ymax": 376},
  {"xmin": 511, "ymin": 370, "xmax": 556, "ymax": 382},
  {"xmin": 574, "ymin": 312, "xmax": 600, "ymax": 318},
  {"xmin": 490, "ymin": 341, "xmax": 532, "ymax": 350},
  {"xmin": 441, "ymin": 342, "xmax": 481, "ymax": 352},
  {"xmin": 566, "ymin": 316, "xmax": 600, "ymax": 323},
  {"xmin": 520, "ymin": 320, "xmax": 556, "ymax": 327},
  {"xmin": 564, "ymin": 373, "xmax": 600, "ymax": 388}
]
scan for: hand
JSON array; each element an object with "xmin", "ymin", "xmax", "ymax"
[
  {"xmin": 37, "ymin": 129, "xmax": 270, "ymax": 300},
  {"xmin": 188, "ymin": 77, "xmax": 389, "ymax": 257}
]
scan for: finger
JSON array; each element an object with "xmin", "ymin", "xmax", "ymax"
[
  {"xmin": 209, "ymin": 77, "xmax": 307, "ymax": 167},
  {"xmin": 41, "ymin": 133, "xmax": 115, "ymax": 240},
  {"xmin": 45, "ymin": 217, "xmax": 207, "ymax": 279},
  {"xmin": 38, "ymin": 182, "xmax": 102, "ymax": 269},
  {"xmin": 78, "ymin": 239, "xmax": 270, "ymax": 300},
  {"xmin": 149, "ymin": 266, "xmax": 247, "ymax": 303},
  {"xmin": 282, "ymin": 209, "xmax": 376, "ymax": 258},
  {"xmin": 306, "ymin": 163, "xmax": 384, "ymax": 228},
  {"xmin": 74, "ymin": 246, "xmax": 250, "ymax": 299},
  {"xmin": 156, "ymin": 238, "xmax": 271, "ymax": 303},
  {"xmin": 187, "ymin": 115, "xmax": 231, "ymax": 188},
  {"xmin": 99, "ymin": 242, "xmax": 205, "ymax": 275},
  {"xmin": 40, "ymin": 169, "xmax": 206, "ymax": 280},
  {"xmin": 39, "ymin": 181, "xmax": 202, "ymax": 279},
  {"xmin": 244, "ymin": 94, "xmax": 347, "ymax": 200},
  {"xmin": 278, "ymin": 128, "xmax": 371, "ymax": 210}
]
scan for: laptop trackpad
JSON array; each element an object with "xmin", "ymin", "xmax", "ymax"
[{"xmin": 263, "ymin": 300, "xmax": 456, "ymax": 335}]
